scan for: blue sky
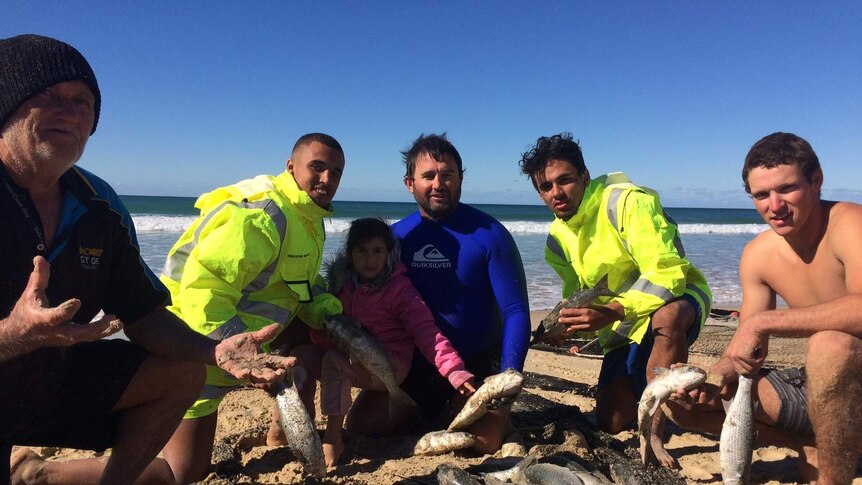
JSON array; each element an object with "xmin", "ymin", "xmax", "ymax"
[{"xmin": 5, "ymin": 1, "xmax": 861, "ymax": 208}]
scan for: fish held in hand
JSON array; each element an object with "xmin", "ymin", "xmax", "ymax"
[
  {"xmin": 637, "ymin": 364, "xmax": 707, "ymax": 465},
  {"xmin": 274, "ymin": 370, "xmax": 326, "ymax": 478},
  {"xmin": 324, "ymin": 314, "xmax": 417, "ymax": 414},
  {"xmin": 448, "ymin": 368, "xmax": 524, "ymax": 431},
  {"xmin": 720, "ymin": 373, "xmax": 757, "ymax": 485},
  {"xmin": 531, "ymin": 274, "xmax": 616, "ymax": 344},
  {"xmin": 414, "ymin": 430, "xmax": 476, "ymax": 455}
]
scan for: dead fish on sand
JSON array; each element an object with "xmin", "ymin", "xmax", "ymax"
[
  {"xmin": 513, "ymin": 462, "xmax": 585, "ymax": 485},
  {"xmin": 482, "ymin": 453, "xmax": 537, "ymax": 482},
  {"xmin": 720, "ymin": 373, "xmax": 756, "ymax": 484},
  {"xmin": 436, "ymin": 464, "xmax": 482, "ymax": 485},
  {"xmin": 324, "ymin": 314, "xmax": 417, "ymax": 414},
  {"xmin": 413, "ymin": 430, "xmax": 476, "ymax": 456},
  {"xmin": 531, "ymin": 274, "xmax": 616, "ymax": 345},
  {"xmin": 448, "ymin": 369, "xmax": 524, "ymax": 431},
  {"xmin": 637, "ymin": 364, "xmax": 707, "ymax": 464},
  {"xmin": 274, "ymin": 369, "xmax": 326, "ymax": 478}
]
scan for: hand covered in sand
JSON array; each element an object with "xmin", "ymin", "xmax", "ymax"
[
  {"xmin": 215, "ymin": 323, "xmax": 296, "ymax": 383},
  {"xmin": 2, "ymin": 257, "xmax": 121, "ymax": 359}
]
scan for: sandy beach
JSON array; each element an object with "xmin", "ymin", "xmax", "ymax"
[{"xmin": 15, "ymin": 310, "xmax": 862, "ymax": 484}]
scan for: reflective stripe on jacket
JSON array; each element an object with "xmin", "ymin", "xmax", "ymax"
[
  {"xmin": 161, "ymin": 171, "xmax": 342, "ymax": 386},
  {"xmin": 545, "ymin": 172, "xmax": 712, "ymax": 352}
]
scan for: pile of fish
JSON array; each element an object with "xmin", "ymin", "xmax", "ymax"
[
  {"xmin": 273, "ymin": 369, "xmax": 326, "ymax": 478},
  {"xmin": 720, "ymin": 373, "xmax": 756, "ymax": 484},
  {"xmin": 636, "ymin": 365, "xmax": 707, "ymax": 465},
  {"xmin": 324, "ymin": 314, "xmax": 418, "ymax": 414},
  {"xmin": 530, "ymin": 275, "xmax": 616, "ymax": 345},
  {"xmin": 437, "ymin": 453, "xmax": 613, "ymax": 484},
  {"xmin": 413, "ymin": 369, "xmax": 525, "ymax": 457}
]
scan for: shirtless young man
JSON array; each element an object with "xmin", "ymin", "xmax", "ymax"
[{"xmin": 667, "ymin": 132, "xmax": 862, "ymax": 484}]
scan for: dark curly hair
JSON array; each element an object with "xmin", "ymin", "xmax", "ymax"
[
  {"xmin": 742, "ymin": 132, "xmax": 821, "ymax": 194},
  {"xmin": 346, "ymin": 217, "xmax": 394, "ymax": 254},
  {"xmin": 401, "ymin": 133, "xmax": 464, "ymax": 179},
  {"xmin": 519, "ymin": 133, "xmax": 587, "ymax": 190}
]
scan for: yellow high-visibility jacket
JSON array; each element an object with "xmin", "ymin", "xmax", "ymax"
[
  {"xmin": 545, "ymin": 172, "xmax": 712, "ymax": 352},
  {"xmin": 160, "ymin": 171, "xmax": 342, "ymax": 386}
]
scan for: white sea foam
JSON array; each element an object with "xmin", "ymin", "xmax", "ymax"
[{"xmin": 132, "ymin": 215, "xmax": 767, "ymax": 237}]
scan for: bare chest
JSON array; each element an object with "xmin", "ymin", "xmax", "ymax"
[{"xmin": 762, "ymin": 238, "xmax": 846, "ymax": 307}]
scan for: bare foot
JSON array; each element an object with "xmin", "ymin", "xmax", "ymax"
[
  {"xmin": 10, "ymin": 448, "xmax": 44, "ymax": 484},
  {"xmin": 322, "ymin": 440, "xmax": 345, "ymax": 469},
  {"xmin": 266, "ymin": 419, "xmax": 288, "ymax": 447},
  {"xmin": 649, "ymin": 433, "xmax": 679, "ymax": 469}
]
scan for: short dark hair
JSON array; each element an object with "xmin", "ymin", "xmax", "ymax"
[
  {"xmin": 401, "ymin": 133, "xmax": 463, "ymax": 179},
  {"xmin": 346, "ymin": 217, "xmax": 394, "ymax": 254},
  {"xmin": 519, "ymin": 133, "xmax": 587, "ymax": 190},
  {"xmin": 293, "ymin": 132, "xmax": 343, "ymax": 157},
  {"xmin": 742, "ymin": 132, "xmax": 820, "ymax": 193}
]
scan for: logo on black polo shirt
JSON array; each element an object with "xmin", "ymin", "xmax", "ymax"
[
  {"xmin": 411, "ymin": 244, "xmax": 451, "ymax": 269},
  {"xmin": 79, "ymin": 246, "xmax": 103, "ymax": 271}
]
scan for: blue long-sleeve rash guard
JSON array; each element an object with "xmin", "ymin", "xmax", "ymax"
[{"xmin": 392, "ymin": 203, "xmax": 531, "ymax": 372}]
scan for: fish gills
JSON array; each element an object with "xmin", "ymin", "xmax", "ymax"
[
  {"xmin": 720, "ymin": 374, "xmax": 756, "ymax": 485},
  {"xmin": 413, "ymin": 430, "xmax": 476, "ymax": 455},
  {"xmin": 324, "ymin": 315, "xmax": 417, "ymax": 414},
  {"xmin": 637, "ymin": 365, "xmax": 707, "ymax": 464},
  {"xmin": 274, "ymin": 372, "xmax": 326, "ymax": 478},
  {"xmin": 448, "ymin": 368, "xmax": 525, "ymax": 431}
]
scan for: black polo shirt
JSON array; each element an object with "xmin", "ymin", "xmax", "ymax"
[{"xmin": 0, "ymin": 163, "xmax": 169, "ymax": 406}]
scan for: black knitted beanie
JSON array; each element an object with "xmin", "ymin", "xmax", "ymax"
[{"xmin": 0, "ymin": 34, "xmax": 101, "ymax": 134}]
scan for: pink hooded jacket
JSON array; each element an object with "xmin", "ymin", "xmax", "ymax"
[{"xmin": 316, "ymin": 248, "xmax": 474, "ymax": 390}]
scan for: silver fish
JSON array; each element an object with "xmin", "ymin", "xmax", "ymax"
[
  {"xmin": 531, "ymin": 274, "xmax": 616, "ymax": 344},
  {"xmin": 513, "ymin": 463, "xmax": 585, "ymax": 485},
  {"xmin": 436, "ymin": 464, "xmax": 482, "ymax": 485},
  {"xmin": 720, "ymin": 374, "xmax": 756, "ymax": 484},
  {"xmin": 637, "ymin": 364, "xmax": 707, "ymax": 464},
  {"xmin": 274, "ymin": 370, "xmax": 326, "ymax": 478},
  {"xmin": 482, "ymin": 453, "xmax": 537, "ymax": 482},
  {"xmin": 448, "ymin": 369, "xmax": 524, "ymax": 431},
  {"xmin": 413, "ymin": 430, "xmax": 476, "ymax": 455},
  {"xmin": 324, "ymin": 314, "xmax": 417, "ymax": 414},
  {"xmin": 564, "ymin": 460, "xmax": 612, "ymax": 484}
]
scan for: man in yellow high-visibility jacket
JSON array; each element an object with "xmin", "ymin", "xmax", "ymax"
[
  {"xmin": 519, "ymin": 132, "xmax": 712, "ymax": 468},
  {"xmin": 154, "ymin": 133, "xmax": 345, "ymax": 483}
]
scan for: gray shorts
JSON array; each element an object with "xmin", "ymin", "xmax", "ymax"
[{"xmin": 764, "ymin": 367, "xmax": 814, "ymax": 436}]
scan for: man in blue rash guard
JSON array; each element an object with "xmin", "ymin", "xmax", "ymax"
[{"xmin": 393, "ymin": 133, "xmax": 531, "ymax": 454}]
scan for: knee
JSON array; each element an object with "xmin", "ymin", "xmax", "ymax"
[
  {"xmin": 806, "ymin": 331, "xmax": 862, "ymax": 372},
  {"xmin": 651, "ymin": 300, "xmax": 695, "ymax": 342}
]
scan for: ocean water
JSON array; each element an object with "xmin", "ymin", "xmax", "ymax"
[{"xmin": 126, "ymin": 196, "xmax": 765, "ymax": 311}]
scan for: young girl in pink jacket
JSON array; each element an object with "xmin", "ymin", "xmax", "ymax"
[{"xmin": 291, "ymin": 218, "xmax": 475, "ymax": 468}]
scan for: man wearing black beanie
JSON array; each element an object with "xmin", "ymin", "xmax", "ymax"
[{"xmin": 0, "ymin": 35, "xmax": 295, "ymax": 485}]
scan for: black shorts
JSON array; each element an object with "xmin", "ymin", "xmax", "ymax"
[
  {"xmin": 764, "ymin": 367, "xmax": 814, "ymax": 436},
  {"xmin": 1, "ymin": 339, "xmax": 147, "ymax": 453},
  {"xmin": 401, "ymin": 346, "xmax": 501, "ymax": 427}
]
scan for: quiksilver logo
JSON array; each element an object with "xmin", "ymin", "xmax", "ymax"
[{"xmin": 411, "ymin": 244, "xmax": 452, "ymax": 269}]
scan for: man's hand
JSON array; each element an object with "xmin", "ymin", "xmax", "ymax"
[
  {"xmin": 215, "ymin": 323, "xmax": 296, "ymax": 383},
  {"xmin": 2, "ymin": 257, "xmax": 121, "ymax": 358},
  {"xmin": 670, "ymin": 360, "xmax": 734, "ymax": 406},
  {"xmin": 724, "ymin": 316, "xmax": 769, "ymax": 375},
  {"xmin": 557, "ymin": 303, "xmax": 623, "ymax": 333}
]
